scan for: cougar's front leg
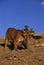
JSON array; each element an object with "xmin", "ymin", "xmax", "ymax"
[{"xmin": 14, "ymin": 39, "xmax": 18, "ymax": 51}]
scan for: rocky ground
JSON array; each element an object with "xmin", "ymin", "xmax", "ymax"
[{"xmin": 0, "ymin": 36, "xmax": 44, "ymax": 65}]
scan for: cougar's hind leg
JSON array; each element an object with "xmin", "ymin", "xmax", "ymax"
[{"xmin": 5, "ymin": 38, "xmax": 9, "ymax": 49}]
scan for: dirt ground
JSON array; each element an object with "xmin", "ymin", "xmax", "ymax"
[{"xmin": 0, "ymin": 37, "xmax": 44, "ymax": 65}]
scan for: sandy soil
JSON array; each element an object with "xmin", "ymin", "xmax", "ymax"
[{"xmin": 0, "ymin": 37, "xmax": 44, "ymax": 65}]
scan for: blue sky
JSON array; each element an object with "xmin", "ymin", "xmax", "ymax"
[{"xmin": 0, "ymin": 0, "xmax": 44, "ymax": 37}]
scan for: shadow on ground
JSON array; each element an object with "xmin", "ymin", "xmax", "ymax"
[{"xmin": 0, "ymin": 42, "xmax": 27, "ymax": 51}]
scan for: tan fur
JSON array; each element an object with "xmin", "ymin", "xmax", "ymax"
[{"xmin": 5, "ymin": 28, "xmax": 24, "ymax": 50}]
